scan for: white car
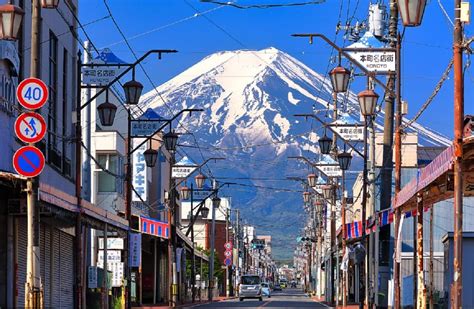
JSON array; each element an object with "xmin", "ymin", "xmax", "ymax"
[{"xmin": 261, "ymin": 282, "xmax": 271, "ymax": 298}]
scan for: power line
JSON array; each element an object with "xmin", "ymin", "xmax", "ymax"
[{"xmin": 200, "ymin": 0, "xmax": 326, "ymax": 9}]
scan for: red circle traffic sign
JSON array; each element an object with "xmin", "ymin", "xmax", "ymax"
[
  {"xmin": 224, "ymin": 250, "xmax": 232, "ymax": 257},
  {"xmin": 224, "ymin": 242, "xmax": 233, "ymax": 250},
  {"xmin": 13, "ymin": 146, "xmax": 45, "ymax": 178},
  {"xmin": 14, "ymin": 112, "xmax": 47, "ymax": 143},
  {"xmin": 16, "ymin": 78, "xmax": 48, "ymax": 110}
]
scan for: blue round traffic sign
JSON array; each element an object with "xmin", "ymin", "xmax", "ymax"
[
  {"xmin": 12, "ymin": 146, "xmax": 45, "ymax": 178},
  {"xmin": 224, "ymin": 258, "xmax": 232, "ymax": 267}
]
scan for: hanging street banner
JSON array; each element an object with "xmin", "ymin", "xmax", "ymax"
[
  {"xmin": 329, "ymin": 113, "xmax": 364, "ymax": 141},
  {"xmin": 316, "ymin": 155, "xmax": 342, "ymax": 178},
  {"xmin": 132, "ymin": 138, "xmax": 148, "ymax": 202},
  {"xmin": 81, "ymin": 48, "xmax": 127, "ymax": 86},
  {"xmin": 131, "ymin": 120, "xmax": 166, "ymax": 137},
  {"xmin": 172, "ymin": 156, "xmax": 198, "ymax": 179},
  {"xmin": 345, "ymin": 49, "xmax": 396, "ymax": 73},
  {"xmin": 129, "ymin": 232, "xmax": 141, "ymax": 268},
  {"xmin": 14, "ymin": 112, "xmax": 47, "ymax": 144}
]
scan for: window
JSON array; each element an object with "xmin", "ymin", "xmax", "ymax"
[
  {"xmin": 48, "ymin": 31, "xmax": 58, "ymax": 153},
  {"xmin": 62, "ymin": 48, "xmax": 69, "ymax": 176},
  {"xmin": 97, "ymin": 154, "xmax": 120, "ymax": 192}
]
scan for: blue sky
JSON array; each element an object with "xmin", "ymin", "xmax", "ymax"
[{"xmin": 79, "ymin": 0, "xmax": 473, "ymax": 139}]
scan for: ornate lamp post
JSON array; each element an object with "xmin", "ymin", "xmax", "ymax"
[
  {"xmin": 41, "ymin": 0, "xmax": 60, "ymax": 8},
  {"xmin": 322, "ymin": 185, "xmax": 334, "ymax": 200},
  {"xmin": 303, "ymin": 192, "xmax": 311, "ymax": 204},
  {"xmin": 180, "ymin": 186, "xmax": 191, "ymax": 200},
  {"xmin": 397, "ymin": 0, "xmax": 427, "ymax": 27},
  {"xmin": 144, "ymin": 148, "xmax": 159, "ymax": 168},
  {"xmin": 195, "ymin": 174, "xmax": 206, "ymax": 189},
  {"xmin": 337, "ymin": 149, "xmax": 353, "ymax": 171},
  {"xmin": 0, "ymin": 4, "xmax": 24, "ymax": 40},
  {"xmin": 123, "ymin": 79, "xmax": 144, "ymax": 105},
  {"xmin": 330, "ymin": 66, "xmax": 351, "ymax": 93},
  {"xmin": 318, "ymin": 132, "xmax": 333, "ymax": 155},
  {"xmin": 307, "ymin": 174, "xmax": 317, "ymax": 188},
  {"xmin": 357, "ymin": 90, "xmax": 379, "ymax": 117},
  {"xmin": 164, "ymin": 131, "xmax": 179, "ymax": 153}
]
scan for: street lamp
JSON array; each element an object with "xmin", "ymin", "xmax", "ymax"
[
  {"xmin": 357, "ymin": 89, "xmax": 379, "ymax": 117},
  {"xmin": 337, "ymin": 150, "xmax": 353, "ymax": 171},
  {"xmin": 397, "ymin": 0, "xmax": 427, "ymax": 27},
  {"xmin": 143, "ymin": 148, "xmax": 158, "ymax": 168},
  {"xmin": 0, "ymin": 4, "xmax": 24, "ymax": 41},
  {"xmin": 322, "ymin": 185, "xmax": 334, "ymax": 200},
  {"xmin": 123, "ymin": 80, "xmax": 144, "ymax": 105},
  {"xmin": 307, "ymin": 173, "xmax": 317, "ymax": 187},
  {"xmin": 163, "ymin": 131, "xmax": 179, "ymax": 153},
  {"xmin": 303, "ymin": 192, "xmax": 311, "ymax": 203},
  {"xmin": 195, "ymin": 174, "xmax": 206, "ymax": 189},
  {"xmin": 200, "ymin": 205, "xmax": 210, "ymax": 218},
  {"xmin": 318, "ymin": 132, "xmax": 332, "ymax": 155},
  {"xmin": 97, "ymin": 101, "xmax": 117, "ymax": 126},
  {"xmin": 180, "ymin": 186, "xmax": 191, "ymax": 200},
  {"xmin": 212, "ymin": 196, "xmax": 221, "ymax": 209},
  {"xmin": 41, "ymin": 0, "xmax": 60, "ymax": 9},
  {"xmin": 330, "ymin": 66, "xmax": 351, "ymax": 93}
]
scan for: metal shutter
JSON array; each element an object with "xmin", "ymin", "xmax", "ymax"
[
  {"xmin": 59, "ymin": 231, "xmax": 74, "ymax": 308},
  {"xmin": 16, "ymin": 218, "xmax": 27, "ymax": 308},
  {"xmin": 51, "ymin": 228, "xmax": 61, "ymax": 308},
  {"xmin": 40, "ymin": 224, "xmax": 51, "ymax": 308}
]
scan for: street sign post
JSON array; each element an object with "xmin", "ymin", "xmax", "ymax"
[
  {"xmin": 344, "ymin": 49, "xmax": 396, "ymax": 73},
  {"xmin": 172, "ymin": 166, "xmax": 197, "ymax": 179},
  {"xmin": 14, "ymin": 112, "xmax": 47, "ymax": 143},
  {"xmin": 16, "ymin": 77, "xmax": 48, "ymax": 110},
  {"xmin": 12, "ymin": 146, "xmax": 45, "ymax": 178}
]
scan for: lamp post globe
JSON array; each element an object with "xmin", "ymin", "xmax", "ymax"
[
  {"xmin": 322, "ymin": 185, "xmax": 334, "ymax": 200},
  {"xmin": 337, "ymin": 151, "xmax": 353, "ymax": 171},
  {"xmin": 212, "ymin": 196, "xmax": 221, "ymax": 209},
  {"xmin": 397, "ymin": 0, "xmax": 427, "ymax": 26},
  {"xmin": 97, "ymin": 102, "xmax": 117, "ymax": 126},
  {"xmin": 303, "ymin": 192, "xmax": 311, "ymax": 204},
  {"xmin": 195, "ymin": 174, "xmax": 206, "ymax": 189},
  {"xmin": 123, "ymin": 80, "xmax": 143, "ymax": 105},
  {"xmin": 180, "ymin": 186, "xmax": 191, "ymax": 200},
  {"xmin": 144, "ymin": 148, "xmax": 158, "ymax": 168},
  {"xmin": 307, "ymin": 173, "xmax": 317, "ymax": 187},
  {"xmin": 163, "ymin": 131, "xmax": 179, "ymax": 153},
  {"xmin": 0, "ymin": 4, "xmax": 24, "ymax": 41},
  {"xmin": 318, "ymin": 134, "xmax": 333, "ymax": 155},
  {"xmin": 200, "ymin": 205, "xmax": 210, "ymax": 218},
  {"xmin": 358, "ymin": 89, "xmax": 379, "ymax": 117},
  {"xmin": 41, "ymin": 0, "xmax": 60, "ymax": 9},
  {"xmin": 330, "ymin": 66, "xmax": 351, "ymax": 93}
]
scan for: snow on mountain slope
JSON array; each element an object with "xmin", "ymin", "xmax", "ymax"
[{"xmin": 139, "ymin": 47, "xmax": 452, "ymax": 259}]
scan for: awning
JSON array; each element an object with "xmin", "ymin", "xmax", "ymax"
[{"xmin": 140, "ymin": 216, "xmax": 169, "ymax": 239}]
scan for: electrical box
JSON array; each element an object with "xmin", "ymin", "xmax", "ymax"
[
  {"xmin": 461, "ymin": 1, "xmax": 470, "ymax": 23},
  {"xmin": 401, "ymin": 100, "xmax": 408, "ymax": 115}
]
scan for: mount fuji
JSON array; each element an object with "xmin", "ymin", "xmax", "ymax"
[{"xmin": 139, "ymin": 47, "xmax": 451, "ymax": 260}]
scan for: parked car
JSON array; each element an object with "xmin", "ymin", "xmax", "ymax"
[
  {"xmin": 261, "ymin": 282, "xmax": 271, "ymax": 298},
  {"xmin": 273, "ymin": 283, "xmax": 282, "ymax": 291},
  {"xmin": 239, "ymin": 275, "xmax": 263, "ymax": 301}
]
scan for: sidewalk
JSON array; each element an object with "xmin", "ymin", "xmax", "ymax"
[
  {"xmin": 133, "ymin": 296, "xmax": 236, "ymax": 308},
  {"xmin": 310, "ymin": 296, "xmax": 360, "ymax": 309}
]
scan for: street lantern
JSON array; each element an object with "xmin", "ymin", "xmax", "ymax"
[
  {"xmin": 41, "ymin": 0, "xmax": 60, "ymax": 9},
  {"xmin": 180, "ymin": 186, "xmax": 191, "ymax": 200},
  {"xmin": 314, "ymin": 200, "xmax": 324, "ymax": 208},
  {"xmin": 397, "ymin": 0, "xmax": 427, "ymax": 27},
  {"xmin": 200, "ymin": 205, "xmax": 210, "ymax": 218},
  {"xmin": 358, "ymin": 89, "xmax": 379, "ymax": 117},
  {"xmin": 123, "ymin": 80, "xmax": 143, "ymax": 105},
  {"xmin": 195, "ymin": 174, "xmax": 206, "ymax": 189},
  {"xmin": 212, "ymin": 196, "xmax": 221, "ymax": 208},
  {"xmin": 303, "ymin": 192, "xmax": 311, "ymax": 203},
  {"xmin": 307, "ymin": 173, "xmax": 317, "ymax": 187},
  {"xmin": 163, "ymin": 131, "xmax": 179, "ymax": 153},
  {"xmin": 97, "ymin": 102, "xmax": 117, "ymax": 126},
  {"xmin": 144, "ymin": 148, "xmax": 158, "ymax": 168},
  {"xmin": 322, "ymin": 185, "xmax": 333, "ymax": 200},
  {"xmin": 337, "ymin": 150, "xmax": 353, "ymax": 171},
  {"xmin": 329, "ymin": 66, "xmax": 351, "ymax": 93},
  {"xmin": 318, "ymin": 133, "xmax": 332, "ymax": 155},
  {"xmin": 0, "ymin": 4, "xmax": 24, "ymax": 41}
]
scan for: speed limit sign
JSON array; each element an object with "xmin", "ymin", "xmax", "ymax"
[{"xmin": 16, "ymin": 78, "xmax": 49, "ymax": 110}]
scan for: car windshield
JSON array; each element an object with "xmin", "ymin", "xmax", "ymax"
[
  {"xmin": 241, "ymin": 276, "xmax": 260, "ymax": 285},
  {"xmin": 261, "ymin": 283, "xmax": 269, "ymax": 288}
]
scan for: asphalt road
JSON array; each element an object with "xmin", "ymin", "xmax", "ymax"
[{"xmin": 183, "ymin": 288, "xmax": 332, "ymax": 308}]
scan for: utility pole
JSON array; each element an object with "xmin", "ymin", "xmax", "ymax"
[
  {"xmin": 369, "ymin": 115, "xmax": 377, "ymax": 307},
  {"xmin": 452, "ymin": 0, "xmax": 464, "ymax": 306},
  {"xmin": 191, "ymin": 183, "xmax": 196, "ymax": 303},
  {"xmin": 208, "ymin": 180, "xmax": 217, "ymax": 301},
  {"xmin": 225, "ymin": 207, "xmax": 230, "ymax": 297},
  {"xmin": 341, "ymin": 170, "xmax": 347, "ymax": 307},
  {"xmin": 25, "ymin": 0, "xmax": 42, "ymax": 307},
  {"xmin": 361, "ymin": 117, "xmax": 369, "ymax": 309},
  {"xmin": 429, "ymin": 207, "xmax": 434, "ymax": 309},
  {"xmin": 168, "ymin": 152, "xmax": 177, "ymax": 307},
  {"xmin": 235, "ymin": 209, "xmax": 240, "ymax": 295},
  {"xmin": 380, "ymin": 2, "xmax": 398, "ymax": 307}
]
